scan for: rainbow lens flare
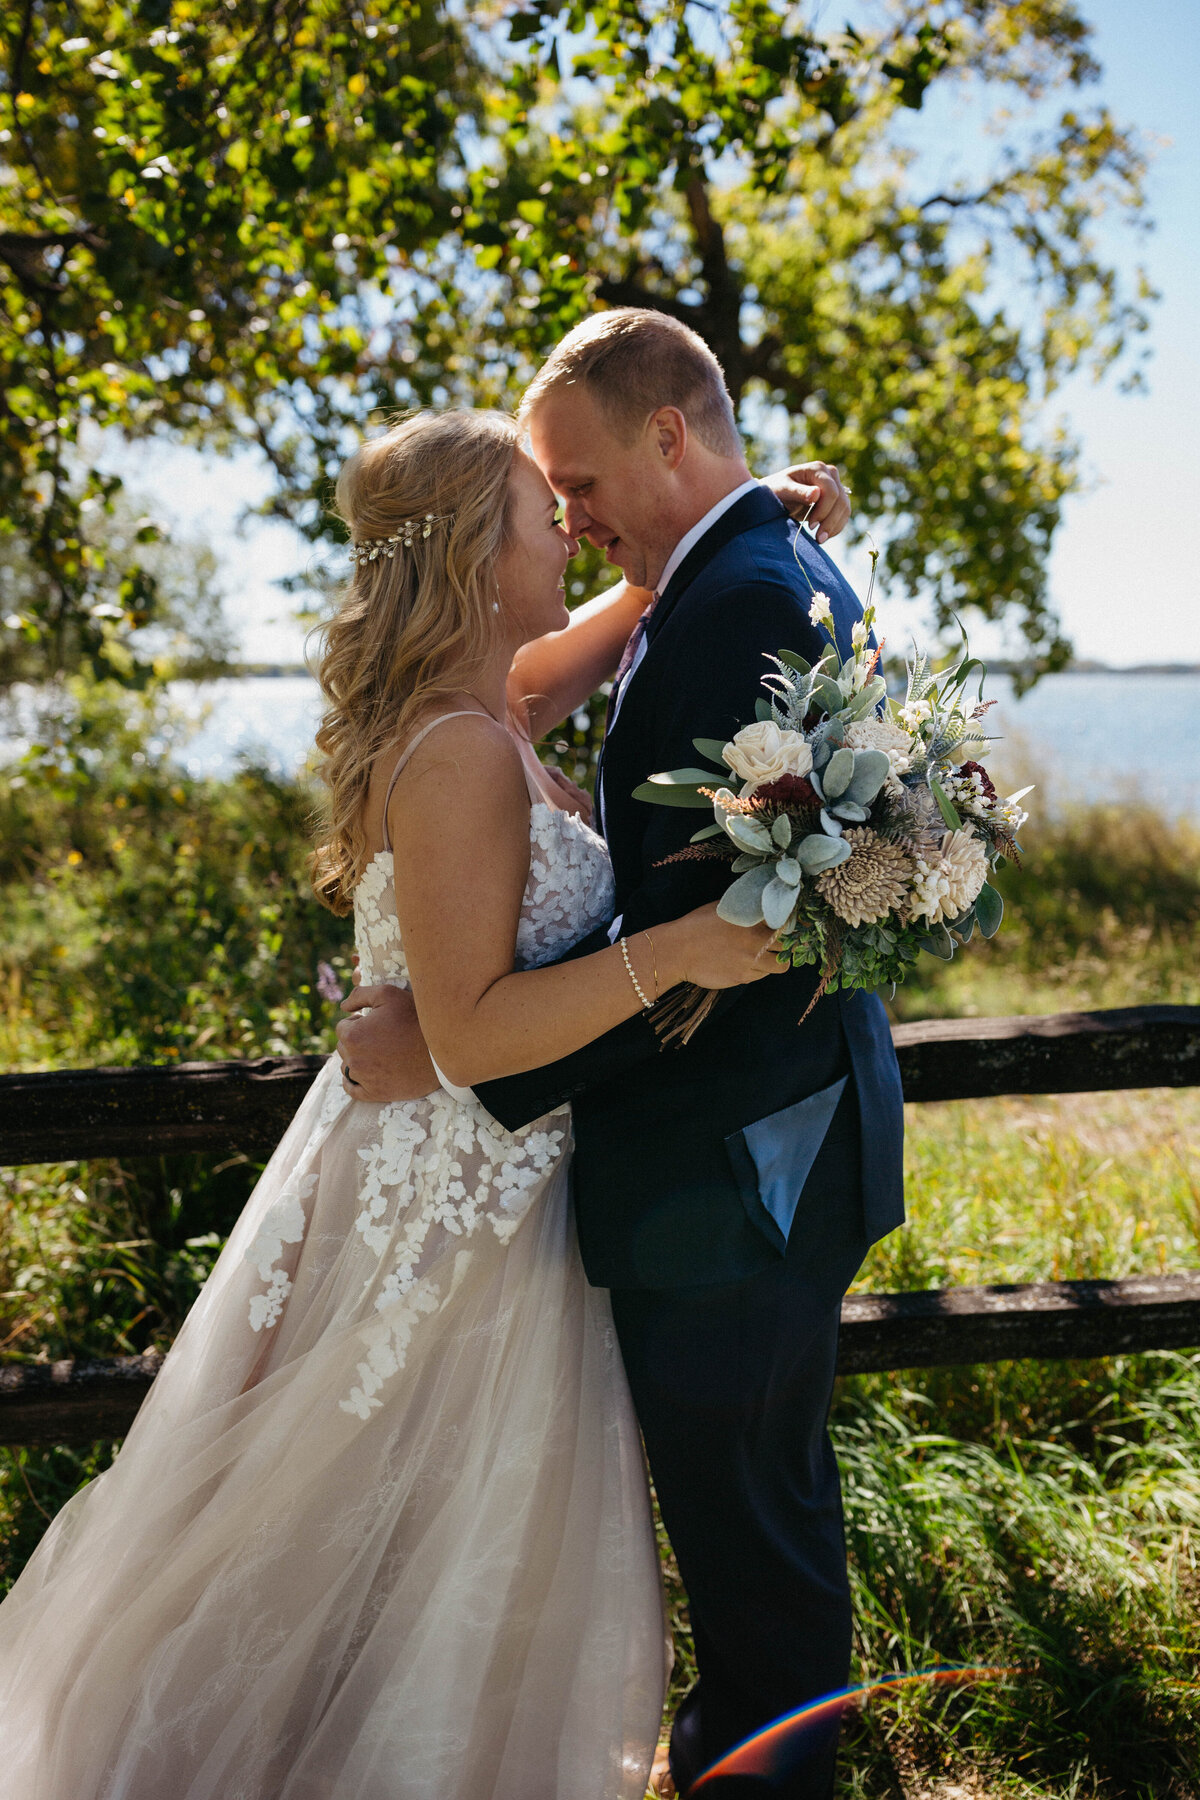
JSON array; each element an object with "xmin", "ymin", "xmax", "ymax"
[{"xmin": 691, "ymin": 1665, "xmax": 1019, "ymax": 1790}]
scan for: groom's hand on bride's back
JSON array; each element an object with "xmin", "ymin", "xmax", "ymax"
[
  {"xmin": 763, "ymin": 460, "xmax": 851, "ymax": 545},
  {"xmin": 336, "ymin": 984, "xmax": 439, "ymax": 1102}
]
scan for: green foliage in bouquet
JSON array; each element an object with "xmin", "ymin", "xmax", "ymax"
[{"xmin": 635, "ymin": 594, "xmax": 1031, "ymax": 999}]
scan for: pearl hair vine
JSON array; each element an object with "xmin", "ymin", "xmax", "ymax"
[{"xmin": 348, "ymin": 513, "xmax": 453, "ymax": 564}]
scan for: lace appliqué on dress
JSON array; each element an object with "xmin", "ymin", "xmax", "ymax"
[
  {"xmin": 245, "ymin": 1173, "xmax": 317, "ymax": 1332},
  {"xmin": 250, "ymin": 796, "xmax": 614, "ymax": 1418}
]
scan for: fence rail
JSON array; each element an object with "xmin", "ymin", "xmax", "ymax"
[{"xmin": 2, "ymin": 1005, "xmax": 1199, "ymax": 1443}]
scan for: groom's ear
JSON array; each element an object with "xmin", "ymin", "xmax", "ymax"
[{"xmin": 648, "ymin": 406, "xmax": 688, "ymax": 472}]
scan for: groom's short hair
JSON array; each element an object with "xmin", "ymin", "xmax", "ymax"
[{"xmin": 520, "ymin": 308, "xmax": 742, "ymax": 457}]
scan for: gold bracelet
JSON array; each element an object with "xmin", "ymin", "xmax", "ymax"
[
  {"xmin": 619, "ymin": 935, "xmax": 653, "ymax": 1010},
  {"xmin": 641, "ymin": 929, "xmax": 660, "ymax": 1002}
]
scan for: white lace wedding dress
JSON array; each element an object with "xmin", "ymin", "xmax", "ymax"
[{"xmin": 0, "ymin": 724, "xmax": 667, "ymax": 1800}]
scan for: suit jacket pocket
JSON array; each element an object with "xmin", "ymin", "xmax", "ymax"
[{"xmin": 724, "ymin": 1076, "xmax": 848, "ymax": 1254}]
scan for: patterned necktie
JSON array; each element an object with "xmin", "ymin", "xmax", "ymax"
[{"xmin": 607, "ymin": 595, "xmax": 658, "ymax": 727}]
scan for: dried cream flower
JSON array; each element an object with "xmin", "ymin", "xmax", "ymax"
[
  {"xmin": 808, "ymin": 592, "xmax": 833, "ymax": 628},
  {"xmin": 815, "ymin": 828, "xmax": 913, "ymax": 928},
  {"xmin": 722, "ymin": 720, "xmax": 814, "ymax": 793},
  {"xmin": 910, "ymin": 828, "xmax": 989, "ymax": 925}
]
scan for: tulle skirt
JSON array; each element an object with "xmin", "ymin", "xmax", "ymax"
[{"xmin": 0, "ymin": 1059, "xmax": 667, "ymax": 1798}]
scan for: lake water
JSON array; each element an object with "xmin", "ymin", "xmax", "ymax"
[{"xmin": 168, "ymin": 670, "xmax": 1200, "ymax": 818}]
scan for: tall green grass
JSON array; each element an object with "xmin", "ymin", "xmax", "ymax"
[{"xmin": 2, "ymin": 748, "xmax": 1200, "ymax": 1795}]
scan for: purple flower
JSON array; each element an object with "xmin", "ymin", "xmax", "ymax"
[{"xmin": 316, "ymin": 961, "xmax": 344, "ymax": 1004}]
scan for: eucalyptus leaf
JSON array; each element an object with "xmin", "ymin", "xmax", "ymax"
[
  {"xmin": 829, "ymin": 800, "xmax": 869, "ymax": 823},
  {"xmin": 819, "ymin": 808, "xmax": 844, "ymax": 836},
  {"xmin": 917, "ymin": 924, "xmax": 956, "ymax": 960},
  {"xmin": 692, "ymin": 737, "xmax": 731, "ymax": 767},
  {"xmin": 716, "ymin": 862, "xmax": 773, "ymax": 926},
  {"xmin": 689, "ymin": 822, "xmax": 724, "ymax": 843},
  {"xmin": 813, "ymin": 676, "xmax": 844, "ymax": 716},
  {"xmin": 755, "ymin": 699, "xmax": 774, "ymax": 723},
  {"xmin": 646, "ymin": 768, "xmax": 724, "ymax": 786},
  {"xmin": 842, "ymin": 749, "xmax": 890, "ymax": 805},
  {"xmin": 776, "ymin": 650, "xmax": 811, "ymax": 675},
  {"xmin": 631, "ymin": 781, "xmax": 711, "ymax": 808}
]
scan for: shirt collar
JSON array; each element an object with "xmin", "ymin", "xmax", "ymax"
[{"xmin": 653, "ymin": 478, "xmax": 762, "ymax": 600}]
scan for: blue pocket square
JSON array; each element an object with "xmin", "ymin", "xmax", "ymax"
[{"xmin": 724, "ymin": 1076, "xmax": 849, "ymax": 1254}]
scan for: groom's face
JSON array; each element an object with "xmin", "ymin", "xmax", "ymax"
[{"xmin": 527, "ymin": 387, "xmax": 681, "ymax": 593}]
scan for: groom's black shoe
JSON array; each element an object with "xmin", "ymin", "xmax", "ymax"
[
  {"xmin": 668, "ymin": 1683, "xmax": 706, "ymax": 1794},
  {"xmin": 670, "ymin": 1679, "xmax": 839, "ymax": 1799}
]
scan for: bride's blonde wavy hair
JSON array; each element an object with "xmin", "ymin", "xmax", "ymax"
[{"xmin": 310, "ymin": 409, "xmax": 521, "ymax": 914}]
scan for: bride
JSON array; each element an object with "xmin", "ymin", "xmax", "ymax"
[{"xmin": 0, "ymin": 408, "xmax": 787, "ymax": 1799}]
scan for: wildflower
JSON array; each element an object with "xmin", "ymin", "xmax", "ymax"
[
  {"xmin": 808, "ymin": 592, "xmax": 833, "ymax": 628},
  {"xmin": 316, "ymin": 961, "xmax": 344, "ymax": 1004},
  {"xmin": 851, "ymin": 619, "xmax": 869, "ymax": 651}
]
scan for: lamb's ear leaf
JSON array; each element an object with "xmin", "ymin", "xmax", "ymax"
[
  {"xmin": 692, "ymin": 737, "xmax": 732, "ymax": 767},
  {"xmin": 975, "ymin": 881, "xmax": 1004, "ymax": 938},
  {"xmin": 917, "ymin": 924, "xmax": 956, "ymax": 960},
  {"xmin": 716, "ymin": 862, "xmax": 774, "ymax": 926}
]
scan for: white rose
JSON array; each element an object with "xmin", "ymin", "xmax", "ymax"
[{"xmin": 722, "ymin": 721, "xmax": 814, "ymax": 792}]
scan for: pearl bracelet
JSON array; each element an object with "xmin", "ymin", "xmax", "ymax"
[{"xmin": 619, "ymin": 935, "xmax": 653, "ymax": 1011}]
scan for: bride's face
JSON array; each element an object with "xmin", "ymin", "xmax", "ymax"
[{"xmin": 494, "ymin": 452, "xmax": 578, "ymax": 642}]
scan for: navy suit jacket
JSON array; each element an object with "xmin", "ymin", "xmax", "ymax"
[{"xmin": 475, "ymin": 486, "xmax": 905, "ymax": 1290}]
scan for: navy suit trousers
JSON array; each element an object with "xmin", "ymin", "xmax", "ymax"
[{"xmin": 609, "ymin": 1086, "xmax": 869, "ymax": 1798}]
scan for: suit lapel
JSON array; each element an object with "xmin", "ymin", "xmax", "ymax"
[
  {"xmin": 645, "ymin": 485, "xmax": 788, "ymax": 649},
  {"xmin": 596, "ymin": 484, "xmax": 789, "ymax": 840}
]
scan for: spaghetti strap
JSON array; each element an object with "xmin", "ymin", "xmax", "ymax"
[{"xmin": 380, "ymin": 710, "xmax": 537, "ymax": 851}]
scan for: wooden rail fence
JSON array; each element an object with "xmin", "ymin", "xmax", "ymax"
[{"xmin": 2, "ymin": 1004, "xmax": 1199, "ymax": 1445}]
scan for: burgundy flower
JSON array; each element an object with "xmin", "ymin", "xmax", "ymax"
[
  {"xmin": 753, "ymin": 773, "xmax": 820, "ymax": 810},
  {"xmin": 958, "ymin": 760, "xmax": 997, "ymax": 801}
]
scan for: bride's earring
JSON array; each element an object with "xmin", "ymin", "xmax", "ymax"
[{"xmin": 492, "ymin": 600, "xmax": 500, "ymax": 614}]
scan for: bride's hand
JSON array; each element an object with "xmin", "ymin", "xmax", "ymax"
[
  {"xmin": 659, "ymin": 902, "xmax": 788, "ymax": 991},
  {"xmin": 540, "ymin": 762, "xmax": 594, "ymax": 824},
  {"xmin": 762, "ymin": 461, "xmax": 851, "ymax": 545}
]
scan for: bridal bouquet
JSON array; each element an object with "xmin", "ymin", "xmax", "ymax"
[{"xmin": 635, "ymin": 595, "xmax": 1031, "ymax": 1005}]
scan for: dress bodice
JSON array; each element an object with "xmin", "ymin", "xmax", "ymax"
[{"xmin": 353, "ymin": 799, "xmax": 616, "ymax": 989}]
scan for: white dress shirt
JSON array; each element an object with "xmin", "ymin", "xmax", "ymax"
[{"xmin": 605, "ymin": 478, "xmax": 762, "ymax": 940}]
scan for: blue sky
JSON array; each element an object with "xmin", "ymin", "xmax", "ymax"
[{"xmin": 104, "ymin": 0, "xmax": 1199, "ymax": 667}]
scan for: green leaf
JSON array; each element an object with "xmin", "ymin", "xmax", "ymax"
[
  {"xmin": 776, "ymin": 649, "xmax": 811, "ymax": 675},
  {"xmin": 692, "ymin": 737, "xmax": 731, "ymax": 766},
  {"xmin": 930, "ymin": 778, "xmax": 963, "ymax": 830},
  {"xmin": 755, "ymin": 698, "xmax": 774, "ymax": 724},
  {"xmin": 644, "ymin": 768, "xmax": 721, "ymax": 786},
  {"xmin": 631, "ymin": 782, "xmax": 710, "ymax": 808},
  {"xmin": 689, "ymin": 822, "xmax": 724, "ymax": 843},
  {"xmin": 917, "ymin": 924, "xmax": 956, "ymax": 960},
  {"xmin": 975, "ymin": 880, "xmax": 1004, "ymax": 938},
  {"xmin": 717, "ymin": 862, "xmax": 774, "ymax": 926}
]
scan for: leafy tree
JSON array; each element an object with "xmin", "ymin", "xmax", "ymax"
[{"xmin": 0, "ymin": 0, "xmax": 1151, "ymax": 687}]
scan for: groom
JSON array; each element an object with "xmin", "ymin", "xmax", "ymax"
[{"xmin": 340, "ymin": 309, "xmax": 904, "ymax": 1796}]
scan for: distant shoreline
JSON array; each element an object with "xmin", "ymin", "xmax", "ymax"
[{"xmin": 217, "ymin": 661, "xmax": 1200, "ymax": 680}]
